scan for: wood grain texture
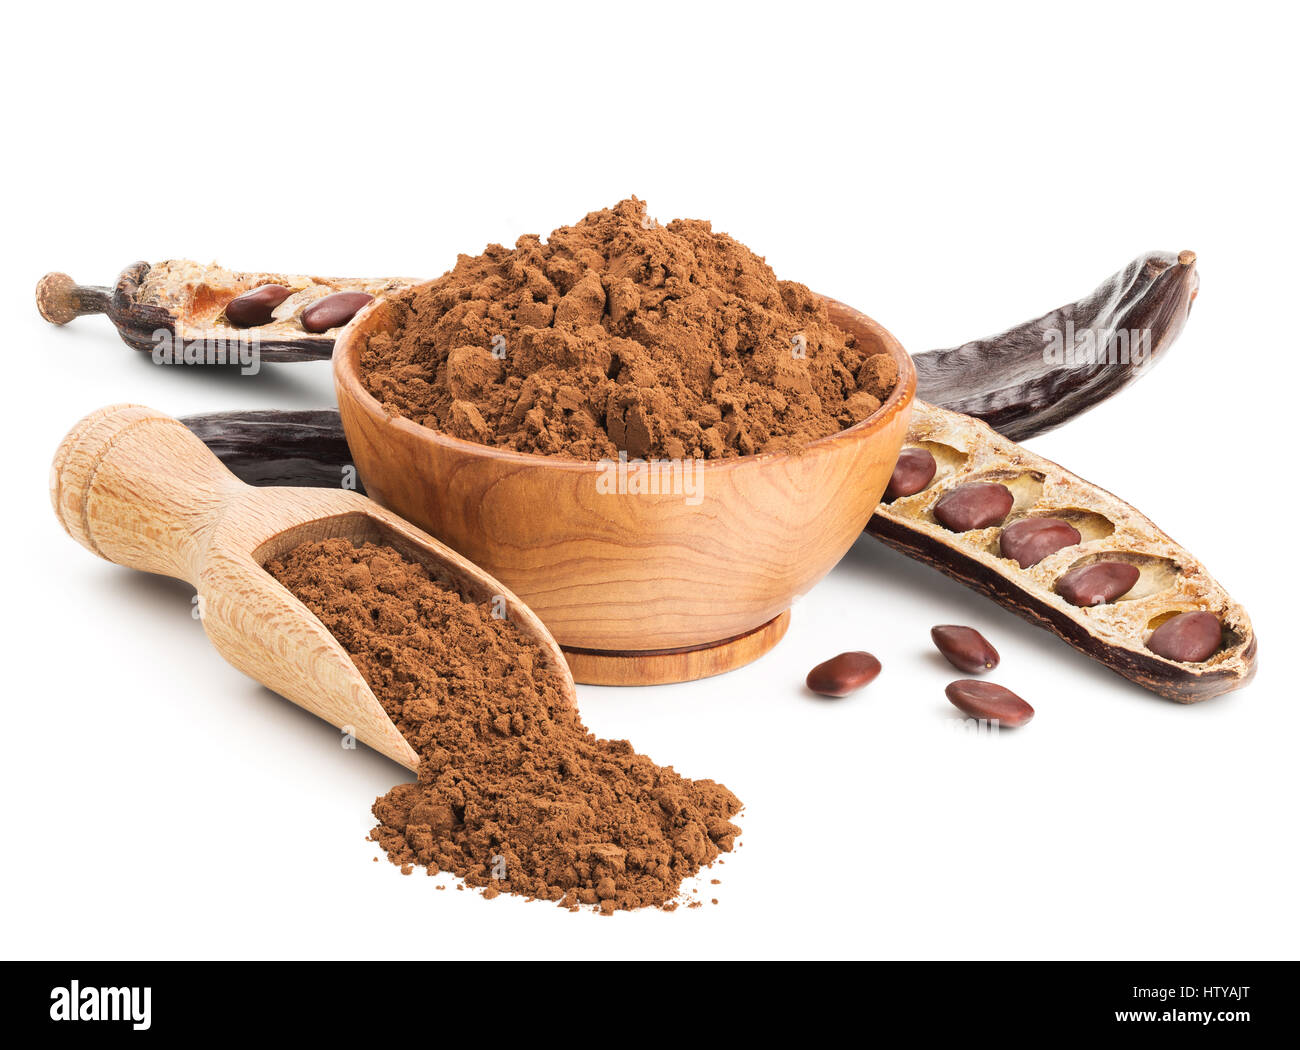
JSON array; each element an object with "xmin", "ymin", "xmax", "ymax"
[
  {"xmin": 334, "ymin": 294, "xmax": 916, "ymax": 655},
  {"xmin": 866, "ymin": 401, "xmax": 1257, "ymax": 701},
  {"xmin": 50, "ymin": 404, "xmax": 576, "ymax": 770},
  {"xmin": 563, "ymin": 611, "xmax": 791, "ymax": 686}
]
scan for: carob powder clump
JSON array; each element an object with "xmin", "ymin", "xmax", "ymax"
[
  {"xmin": 265, "ymin": 538, "xmax": 742, "ymax": 913},
  {"xmin": 361, "ymin": 198, "xmax": 898, "ymax": 460}
]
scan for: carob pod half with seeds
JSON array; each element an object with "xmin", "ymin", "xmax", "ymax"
[
  {"xmin": 913, "ymin": 250, "xmax": 1199, "ymax": 441},
  {"xmin": 39, "ymin": 251, "xmax": 1194, "ymax": 441},
  {"xmin": 867, "ymin": 401, "xmax": 1256, "ymax": 701},
  {"xmin": 36, "ymin": 261, "xmax": 415, "ymax": 362}
]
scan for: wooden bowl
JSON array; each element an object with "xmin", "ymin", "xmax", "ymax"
[{"xmin": 334, "ymin": 293, "xmax": 915, "ymax": 684}]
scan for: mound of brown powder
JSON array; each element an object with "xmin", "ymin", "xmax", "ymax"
[
  {"xmin": 361, "ymin": 198, "xmax": 898, "ymax": 459},
  {"xmin": 265, "ymin": 537, "xmax": 741, "ymax": 914}
]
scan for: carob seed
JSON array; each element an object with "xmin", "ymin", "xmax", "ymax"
[
  {"xmin": 225, "ymin": 284, "xmax": 293, "ymax": 328},
  {"xmin": 301, "ymin": 291, "xmax": 374, "ymax": 333},
  {"xmin": 1056, "ymin": 561, "xmax": 1140, "ymax": 607},
  {"xmin": 999, "ymin": 517, "xmax": 1082, "ymax": 568},
  {"xmin": 933, "ymin": 482, "xmax": 1013, "ymax": 532},
  {"xmin": 1146, "ymin": 611, "xmax": 1222, "ymax": 663},
  {"xmin": 945, "ymin": 680, "xmax": 1034, "ymax": 727},
  {"xmin": 806, "ymin": 651, "xmax": 882, "ymax": 697},
  {"xmin": 885, "ymin": 447, "xmax": 937, "ymax": 500},
  {"xmin": 930, "ymin": 625, "xmax": 999, "ymax": 673}
]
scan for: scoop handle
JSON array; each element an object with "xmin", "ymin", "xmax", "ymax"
[{"xmin": 50, "ymin": 404, "xmax": 244, "ymax": 582}]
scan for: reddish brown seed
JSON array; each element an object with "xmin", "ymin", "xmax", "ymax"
[
  {"xmin": 945, "ymin": 680, "xmax": 1034, "ymax": 727},
  {"xmin": 885, "ymin": 447, "xmax": 937, "ymax": 500},
  {"xmin": 1056, "ymin": 561, "xmax": 1140, "ymax": 607},
  {"xmin": 806, "ymin": 651, "xmax": 882, "ymax": 697},
  {"xmin": 931, "ymin": 625, "xmax": 999, "ymax": 673},
  {"xmin": 225, "ymin": 284, "xmax": 292, "ymax": 327},
  {"xmin": 999, "ymin": 517, "xmax": 1082, "ymax": 568},
  {"xmin": 933, "ymin": 482, "xmax": 1014, "ymax": 532},
  {"xmin": 1146, "ymin": 611, "xmax": 1222, "ymax": 663},
  {"xmin": 301, "ymin": 291, "xmax": 374, "ymax": 333}
]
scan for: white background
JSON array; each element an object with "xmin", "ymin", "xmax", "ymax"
[{"xmin": 2, "ymin": 1, "xmax": 1294, "ymax": 960}]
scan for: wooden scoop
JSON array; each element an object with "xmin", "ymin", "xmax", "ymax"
[{"xmin": 50, "ymin": 404, "xmax": 577, "ymax": 772}]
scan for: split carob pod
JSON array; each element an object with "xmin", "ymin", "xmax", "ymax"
[
  {"xmin": 868, "ymin": 401, "xmax": 1256, "ymax": 701},
  {"xmin": 50, "ymin": 404, "xmax": 576, "ymax": 769},
  {"xmin": 35, "ymin": 261, "xmax": 416, "ymax": 362},
  {"xmin": 39, "ymin": 252, "xmax": 1193, "ymax": 442},
  {"xmin": 913, "ymin": 250, "xmax": 1199, "ymax": 440},
  {"xmin": 168, "ymin": 249, "xmax": 1201, "ymax": 485}
]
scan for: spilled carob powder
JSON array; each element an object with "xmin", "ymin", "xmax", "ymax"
[
  {"xmin": 265, "ymin": 537, "xmax": 742, "ymax": 913},
  {"xmin": 361, "ymin": 197, "xmax": 898, "ymax": 460}
]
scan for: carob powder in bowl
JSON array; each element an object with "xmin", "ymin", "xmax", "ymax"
[
  {"xmin": 265, "ymin": 538, "xmax": 742, "ymax": 914},
  {"xmin": 361, "ymin": 198, "xmax": 898, "ymax": 459}
]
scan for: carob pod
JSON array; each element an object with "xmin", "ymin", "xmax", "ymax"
[
  {"xmin": 913, "ymin": 250, "xmax": 1199, "ymax": 440},
  {"xmin": 40, "ymin": 252, "xmax": 1194, "ymax": 442},
  {"xmin": 868, "ymin": 401, "xmax": 1256, "ymax": 701},
  {"xmin": 180, "ymin": 410, "xmax": 365, "ymax": 491},
  {"xmin": 36, "ymin": 261, "xmax": 415, "ymax": 362}
]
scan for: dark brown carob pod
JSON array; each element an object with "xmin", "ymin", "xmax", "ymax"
[
  {"xmin": 38, "ymin": 263, "xmax": 172, "ymax": 349},
  {"xmin": 39, "ymin": 253, "xmax": 1196, "ymax": 441},
  {"xmin": 866, "ymin": 401, "xmax": 1256, "ymax": 702},
  {"xmin": 180, "ymin": 409, "xmax": 364, "ymax": 491},
  {"xmin": 911, "ymin": 250, "xmax": 1198, "ymax": 440},
  {"xmin": 35, "ymin": 261, "xmax": 415, "ymax": 363}
]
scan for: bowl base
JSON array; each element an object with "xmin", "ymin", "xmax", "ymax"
[{"xmin": 561, "ymin": 611, "xmax": 790, "ymax": 686}]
